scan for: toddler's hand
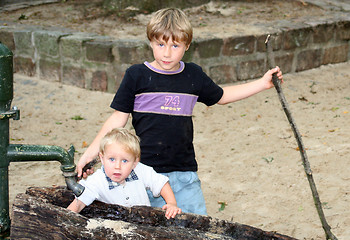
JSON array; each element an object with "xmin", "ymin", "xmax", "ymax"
[{"xmin": 162, "ymin": 203, "xmax": 182, "ymax": 219}]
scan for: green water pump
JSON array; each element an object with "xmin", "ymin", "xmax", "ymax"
[{"xmin": 0, "ymin": 42, "xmax": 84, "ymax": 238}]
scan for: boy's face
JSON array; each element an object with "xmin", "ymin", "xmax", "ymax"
[
  {"xmin": 99, "ymin": 141, "xmax": 138, "ymax": 184},
  {"xmin": 150, "ymin": 36, "xmax": 189, "ymax": 72}
]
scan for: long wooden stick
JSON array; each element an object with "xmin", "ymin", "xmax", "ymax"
[{"xmin": 265, "ymin": 35, "xmax": 338, "ymax": 240}]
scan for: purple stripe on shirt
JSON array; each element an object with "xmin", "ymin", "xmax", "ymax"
[{"xmin": 134, "ymin": 92, "xmax": 198, "ymax": 116}]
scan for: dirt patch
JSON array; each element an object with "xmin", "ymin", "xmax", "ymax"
[{"xmin": 0, "ymin": 0, "xmax": 328, "ymax": 39}]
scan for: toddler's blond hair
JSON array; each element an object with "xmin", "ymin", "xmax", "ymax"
[
  {"xmin": 100, "ymin": 128, "xmax": 140, "ymax": 159},
  {"xmin": 147, "ymin": 8, "xmax": 193, "ymax": 47}
]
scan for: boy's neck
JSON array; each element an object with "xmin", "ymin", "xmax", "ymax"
[{"xmin": 144, "ymin": 61, "xmax": 184, "ymax": 75}]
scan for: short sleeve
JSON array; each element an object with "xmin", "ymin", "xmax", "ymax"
[
  {"xmin": 135, "ymin": 163, "xmax": 169, "ymax": 198},
  {"xmin": 110, "ymin": 68, "xmax": 137, "ymax": 113},
  {"xmin": 77, "ymin": 172, "xmax": 102, "ymax": 206},
  {"xmin": 190, "ymin": 63, "xmax": 223, "ymax": 106}
]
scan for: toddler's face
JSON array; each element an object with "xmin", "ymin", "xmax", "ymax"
[{"xmin": 99, "ymin": 142, "xmax": 138, "ymax": 184}]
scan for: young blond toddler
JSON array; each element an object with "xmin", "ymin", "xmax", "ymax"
[{"xmin": 68, "ymin": 128, "xmax": 181, "ymax": 219}]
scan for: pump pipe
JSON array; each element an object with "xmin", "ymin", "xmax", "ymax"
[{"xmin": 7, "ymin": 144, "xmax": 85, "ymax": 197}]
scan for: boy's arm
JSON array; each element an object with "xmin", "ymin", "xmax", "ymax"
[
  {"xmin": 67, "ymin": 198, "xmax": 86, "ymax": 213},
  {"xmin": 77, "ymin": 110, "xmax": 130, "ymax": 178},
  {"xmin": 217, "ymin": 67, "xmax": 283, "ymax": 105},
  {"xmin": 160, "ymin": 182, "xmax": 182, "ymax": 219}
]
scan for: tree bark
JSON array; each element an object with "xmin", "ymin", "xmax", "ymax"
[{"xmin": 10, "ymin": 186, "xmax": 297, "ymax": 240}]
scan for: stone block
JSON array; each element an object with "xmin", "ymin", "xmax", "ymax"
[
  {"xmin": 13, "ymin": 29, "xmax": 34, "ymax": 57},
  {"xmin": 91, "ymin": 70, "xmax": 108, "ymax": 92},
  {"xmin": 14, "ymin": 56, "xmax": 35, "ymax": 76},
  {"xmin": 196, "ymin": 38, "xmax": 223, "ymax": 58},
  {"xmin": 322, "ymin": 44, "xmax": 349, "ymax": 65},
  {"xmin": 39, "ymin": 58, "xmax": 61, "ymax": 81},
  {"xmin": 256, "ymin": 33, "xmax": 283, "ymax": 52},
  {"xmin": 237, "ymin": 59, "xmax": 265, "ymax": 81},
  {"xmin": 60, "ymin": 34, "xmax": 92, "ymax": 61},
  {"xmin": 296, "ymin": 49, "xmax": 322, "ymax": 72},
  {"xmin": 108, "ymin": 64, "xmax": 128, "ymax": 93},
  {"xmin": 275, "ymin": 53, "xmax": 294, "ymax": 74},
  {"xmin": 86, "ymin": 40, "xmax": 114, "ymax": 63},
  {"xmin": 182, "ymin": 41, "xmax": 196, "ymax": 62},
  {"xmin": 311, "ymin": 23, "xmax": 335, "ymax": 43},
  {"xmin": 62, "ymin": 65, "xmax": 86, "ymax": 88},
  {"xmin": 282, "ymin": 27, "xmax": 312, "ymax": 50},
  {"xmin": 183, "ymin": 40, "xmax": 202, "ymax": 62},
  {"xmin": 335, "ymin": 21, "xmax": 350, "ymax": 40},
  {"xmin": 34, "ymin": 30, "xmax": 70, "ymax": 57},
  {"xmin": 209, "ymin": 64, "xmax": 237, "ymax": 84},
  {"xmin": 222, "ymin": 36, "xmax": 255, "ymax": 56},
  {"xmin": 112, "ymin": 40, "xmax": 151, "ymax": 64},
  {"xmin": 60, "ymin": 33, "xmax": 98, "ymax": 60},
  {"xmin": 0, "ymin": 28, "xmax": 15, "ymax": 51}
]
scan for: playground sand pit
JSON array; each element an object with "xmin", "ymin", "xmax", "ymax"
[
  {"xmin": 2, "ymin": 0, "xmax": 350, "ymax": 239},
  {"xmin": 8, "ymin": 61, "xmax": 350, "ymax": 239}
]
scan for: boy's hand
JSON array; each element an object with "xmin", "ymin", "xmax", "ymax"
[
  {"xmin": 162, "ymin": 203, "xmax": 182, "ymax": 219},
  {"xmin": 77, "ymin": 156, "xmax": 97, "ymax": 179},
  {"xmin": 262, "ymin": 66, "xmax": 283, "ymax": 89}
]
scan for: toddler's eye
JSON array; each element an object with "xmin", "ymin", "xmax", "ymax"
[
  {"xmin": 109, "ymin": 158, "xmax": 115, "ymax": 162},
  {"xmin": 122, "ymin": 159, "xmax": 128, "ymax": 163}
]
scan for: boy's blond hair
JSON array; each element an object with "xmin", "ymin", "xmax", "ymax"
[
  {"xmin": 100, "ymin": 128, "xmax": 141, "ymax": 159},
  {"xmin": 147, "ymin": 8, "xmax": 193, "ymax": 47}
]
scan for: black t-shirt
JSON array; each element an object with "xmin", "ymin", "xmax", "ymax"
[{"xmin": 110, "ymin": 61, "xmax": 223, "ymax": 173}]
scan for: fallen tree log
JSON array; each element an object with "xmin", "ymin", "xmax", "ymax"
[{"xmin": 10, "ymin": 186, "xmax": 297, "ymax": 240}]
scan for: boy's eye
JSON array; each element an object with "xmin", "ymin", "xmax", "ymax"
[
  {"xmin": 109, "ymin": 158, "xmax": 115, "ymax": 162},
  {"xmin": 159, "ymin": 43, "xmax": 164, "ymax": 47},
  {"xmin": 122, "ymin": 159, "xmax": 128, "ymax": 163},
  {"xmin": 173, "ymin": 44, "xmax": 178, "ymax": 48}
]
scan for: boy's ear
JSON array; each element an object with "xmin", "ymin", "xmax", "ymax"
[
  {"xmin": 98, "ymin": 152, "xmax": 104, "ymax": 163},
  {"xmin": 185, "ymin": 44, "xmax": 191, "ymax": 51},
  {"xmin": 133, "ymin": 158, "xmax": 140, "ymax": 168}
]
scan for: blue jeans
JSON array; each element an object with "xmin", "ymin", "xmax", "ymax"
[{"xmin": 147, "ymin": 171, "xmax": 207, "ymax": 215}]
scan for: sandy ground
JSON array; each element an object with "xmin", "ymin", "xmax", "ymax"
[
  {"xmin": 8, "ymin": 61, "xmax": 350, "ymax": 239},
  {"xmin": 2, "ymin": 0, "xmax": 350, "ymax": 239}
]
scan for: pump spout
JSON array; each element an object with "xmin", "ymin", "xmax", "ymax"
[
  {"xmin": 64, "ymin": 173, "xmax": 84, "ymax": 197},
  {"xmin": 7, "ymin": 144, "xmax": 84, "ymax": 196}
]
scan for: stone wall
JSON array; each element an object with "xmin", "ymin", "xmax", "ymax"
[{"xmin": 0, "ymin": 16, "xmax": 349, "ymax": 93}]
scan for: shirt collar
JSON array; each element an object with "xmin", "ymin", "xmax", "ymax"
[
  {"xmin": 102, "ymin": 166, "xmax": 139, "ymax": 190},
  {"xmin": 144, "ymin": 61, "xmax": 185, "ymax": 75}
]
